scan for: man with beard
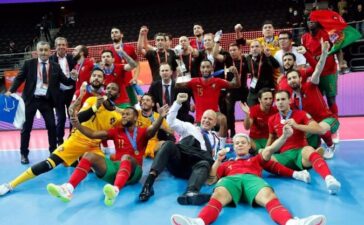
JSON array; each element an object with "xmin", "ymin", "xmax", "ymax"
[
  {"xmin": 287, "ymin": 41, "xmax": 339, "ymax": 159},
  {"xmin": 109, "ymin": 27, "xmax": 140, "ymax": 106},
  {"xmin": 0, "ymin": 81, "xmax": 122, "ymax": 196},
  {"xmin": 99, "ymin": 49, "xmax": 137, "ymax": 108},
  {"xmin": 190, "ymin": 23, "xmax": 205, "ymax": 51},
  {"xmin": 301, "ymin": 19, "xmax": 339, "ymax": 118},
  {"xmin": 137, "ymin": 26, "xmax": 177, "ymax": 81},
  {"xmin": 72, "ymin": 45, "xmax": 94, "ymax": 91},
  {"xmin": 136, "ymin": 93, "xmax": 174, "ymax": 158},
  {"xmin": 74, "ymin": 69, "xmax": 105, "ymax": 105},
  {"xmin": 5, "ymin": 41, "xmax": 77, "ymax": 164},
  {"xmin": 267, "ymin": 90, "xmax": 341, "ymax": 195},
  {"xmin": 46, "ymin": 105, "xmax": 168, "ymax": 206},
  {"xmin": 50, "ymin": 37, "xmax": 76, "ymax": 146}
]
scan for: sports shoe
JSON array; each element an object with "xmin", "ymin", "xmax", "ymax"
[
  {"xmin": 332, "ymin": 131, "xmax": 339, "ymax": 144},
  {"xmin": 325, "ymin": 175, "xmax": 341, "ymax": 195},
  {"xmin": 177, "ymin": 191, "xmax": 211, "ymax": 205},
  {"xmin": 292, "ymin": 170, "xmax": 311, "ymax": 183},
  {"xmin": 103, "ymin": 184, "xmax": 119, "ymax": 206},
  {"xmin": 0, "ymin": 183, "xmax": 12, "ymax": 196},
  {"xmin": 323, "ymin": 145, "xmax": 335, "ymax": 160},
  {"xmin": 170, "ymin": 214, "xmax": 205, "ymax": 225},
  {"xmin": 47, "ymin": 183, "xmax": 73, "ymax": 202},
  {"xmin": 286, "ymin": 215, "xmax": 326, "ymax": 225}
]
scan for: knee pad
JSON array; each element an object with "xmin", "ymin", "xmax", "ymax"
[{"xmin": 31, "ymin": 154, "xmax": 63, "ymax": 175}]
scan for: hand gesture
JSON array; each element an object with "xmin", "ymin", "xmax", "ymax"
[
  {"xmin": 228, "ymin": 65, "xmax": 238, "ymax": 75},
  {"xmin": 284, "ymin": 118, "xmax": 297, "ymax": 128},
  {"xmin": 95, "ymin": 95, "xmax": 105, "ymax": 109},
  {"xmin": 217, "ymin": 148, "xmax": 229, "ymax": 162},
  {"xmin": 240, "ymin": 102, "xmax": 250, "ymax": 115},
  {"xmin": 80, "ymin": 81, "xmax": 87, "ymax": 96},
  {"xmin": 140, "ymin": 26, "xmax": 149, "ymax": 36},
  {"xmin": 176, "ymin": 93, "xmax": 188, "ymax": 104},
  {"xmin": 282, "ymin": 124, "xmax": 294, "ymax": 138},
  {"xmin": 158, "ymin": 104, "xmax": 169, "ymax": 117},
  {"xmin": 70, "ymin": 116, "xmax": 80, "ymax": 128},
  {"xmin": 234, "ymin": 23, "xmax": 243, "ymax": 32},
  {"xmin": 296, "ymin": 46, "xmax": 307, "ymax": 55},
  {"xmin": 70, "ymin": 69, "xmax": 79, "ymax": 80},
  {"xmin": 321, "ymin": 38, "xmax": 330, "ymax": 55}
]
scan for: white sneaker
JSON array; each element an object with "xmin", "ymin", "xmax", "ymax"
[
  {"xmin": 47, "ymin": 183, "xmax": 73, "ymax": 202},
  {"xmin": 293, "ymin": 170, "xmax": 311, "ymax": 183},
  {"xmin": 325, "ymin": 175, "xmax": 341, "ymax": 195},
  {"xmin": 170, "ymin": 214, "xmax": 205, "ymax": 225},
  {"xmin": 323, "ymin": 145, "xmax": 335, "ymax": 160},
  {"xmin": 332, "ymin": 131, "xmax": 339, "ymax": 144},
  {"xmin": 286, "ymin": 215, "xmax": 326, "ymax": 225},
  {"xmin": 0, "ymin": 183, "xmax": 12, "ymax": 196},
  {"xmin": 103, "ymin": 184, "xmax": 119, "ymax": 206}
]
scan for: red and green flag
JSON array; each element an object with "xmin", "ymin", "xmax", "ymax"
[{"xmin": 310, "ymin": 10, "xmax": 362, "ymax": 54}]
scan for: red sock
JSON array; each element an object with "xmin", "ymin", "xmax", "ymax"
[
  {"xmin": 69, "ymin": 158, "xmax": 92, "ymax": 188},
  {"xmin": 266, "ymin": 198, "xmax": 292, "ymax": 225},
  {"xmin": 114, "ymin": 160, "xmax": 132, "ymax": 190},
  {"xmin": 329, "ymin": 103, "xmax": 338, "ymax": 118},
  {"xmin": 309, "ymin": 152, "xmax": 331, "ymax": 179},
  {"xmin": 321, "ymin": 130, "xmax": 333, "ymax": 147},
  {"xmin": 264, "ymin": 160, "xmax": 294, "ymax": 177},
  {"xmin": 198, "ymin": 198, "xmax": 222, "ymax": 225}
]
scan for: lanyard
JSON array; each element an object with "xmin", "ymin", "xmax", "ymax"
[
  {"xmin": 250, "ymin": 55, "xmax": 263, "ymax": 79},
  {"xmin": 201, "ymin": 129, "xmax": 216, "ymax": 150},
  {"xmin": 125, "ymin": 126, "xmax": 138, "ymax": 151},
  {"xmin": 142, "ymin": 111, "xmax": 155, "ymax": 123},
  {"xmin": 76, "ymin": 61, "xmax": 84, "ymax": 74},
  {"xmin": 156, "ymin": 50, "xmax": 168, "ymax": 65},
  {"xmin": 279, "ymin": 109, "xmax": 292, "ymax": 124},
  {"xmin": 196, "ymin": 38, "xmax": 204, "ymax": 50},
  {"xmin": 236, "ymin": 154, "xmax": 253, "ymax": 160},
  {"xmin": 115, "ymin": 43, "xmax": 124, "ymax": 59},
  {"xmin": 103, "ymin": 64, "xmax": 114, "ymax": 75},
  {"xmin": 180, "ymin": 53, "xmax": 192, "ymax": 72}
]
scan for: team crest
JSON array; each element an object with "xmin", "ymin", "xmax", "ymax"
[{"xmin": 110, "ymin": 117, "xmax": 116, "ymax": 125}]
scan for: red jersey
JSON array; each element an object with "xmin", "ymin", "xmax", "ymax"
[
  {"xmin": 190, "ymin": 38, "xmax": 204, "ymax": 50},
  {"xmin": 301, "ymin": 30, "xmax": 337, "ymax": 76},
  {"xmin": 108, "ymin": 43, "xmax": 137, "ymax": 84},
  {"xmin": 103, "ymin": 64, "xmax": 130, "ymax": 104},
  {"xmin": 292, "ymin": 82, "xmax": 333, "ymax": 122},
  {"xmin": 75, "ymin": 58, "xmax": 94, "ymax": 91},
  {"xmin": 217, "ymin": 154, "xmax": 269, "ymax": 178},
  {"xmin": 74, "ymin": 88, "xmax": 105, "ymax": 105},
  {"xmin": 268, "ymin": 110, "xmax": 311, "ymax": 153},
  {"xmin": 107, "ymin": 127, "xmax": 148, "ymax": 165},
  {"xmin": 278, "ymin": 67, "xmax": 313, "ymax": 94},
  {"xmin": 187, "ymin": 77, "xmax": 229, "ymax": 122},
  {"xmin": 249, "ymin": 105, "xmax": 278, "ymax": 139}
]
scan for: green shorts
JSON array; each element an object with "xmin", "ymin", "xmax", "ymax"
[
  {"xmin": 319, "ymin": 73, "xmax": 338, "ymax": 97},
  {"xmin": 215, "ymin": 174, "xmax": 271, "ymax": 207},
  {"xmin": 273, "ymin": 148, "xmax": 305, "ymax": 170},
  {"xmin": 306, "ymin": 133, "xmax": 320, "ymax": 148},
  {"xmin": 100, "ymin": 158, "xmax": 142, "ymax": 185},
  {"xmin": 116, "ymin": 102, "xmax": 132, "ymax": 109},
  {"xmin": 322, "ymin": 117, "xmax": 340, "ymax": 134},
  {"xmin": 251, "ymin": 138, "xmax": 267, "ymax": 153}
]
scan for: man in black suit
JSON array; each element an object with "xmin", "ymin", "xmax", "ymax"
[
  {"xmin": 148, "ymin": 62, "xmax": 194, "ymax": 123},
  {"xmin": 5, "ymin": 41, "xmax": 77, "ymax": 164},
  {"xmin": 49, "ymin": 37, "xmax": 76, "ymax": 146}
]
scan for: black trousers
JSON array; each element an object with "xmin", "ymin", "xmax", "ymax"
[
  {"xmin": 21, "ymin": 96, "xmax": 57, "ymax": 157},
  {"xmin": 151, "ymin": 141, "xmax": 211, "ymax": 192},
  {"xmin": 55, "ymin": 88, "xmax": 75, "ymax": 145}
]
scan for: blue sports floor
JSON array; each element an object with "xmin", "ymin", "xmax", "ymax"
[{"xmin": 0, "ymin": 140, "xmax": 363, "ymax": 225}]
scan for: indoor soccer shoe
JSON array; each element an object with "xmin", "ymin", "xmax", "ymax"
[
  {"xmin": 103, "ymin": 184, "xmax": 119, "ymax": 206},
  {"xmin": 0, "ymin": 183, "xmax": 12, "ymax": 196},
  {"xmin": 287, "ymin": 215, "xmax": 326, "ymax": 225},
  {"xmin": 292, "ymin": 170, "xmax": 311, "ymax": 183},
  {"xmin": 323, "ymin": 145, "xmax": 335, "ymax": 160},
  {"xmin": 325, "ymin": 175, "xmax": 341, "ymax": 195},
  {"xmin": 47, "ymin": 183, "xmax": 73, "ymax": 202},
  {"xmin": 170, "ymin": 214, "xmax": 205, "ymax": 225}
]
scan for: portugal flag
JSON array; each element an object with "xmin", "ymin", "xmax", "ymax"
[{"xmin": 310, "ymin": 10, "xmax": 362, "ymax": 54}]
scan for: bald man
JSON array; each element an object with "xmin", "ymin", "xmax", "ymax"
[{"xmin": 139, "ymin": 93, "xmax": 223, "ymax": 206}]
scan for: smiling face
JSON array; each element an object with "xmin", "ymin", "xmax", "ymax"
[
  {"xmin": 105, "ymin": 82, "xmax": 119, "ymax": 101},
  {"xmin": 55, "ymin": 38, "xmax": 67, "ymax": 57},
  {"xmin": 233, "ymin": 134, "xmax": 251, "ymax": 156},
  {"xmin": 259, "ymin": 91, "xmax": 273, "ymax": 110},
  {"xmin": 287, "ymin": 71, "xmax": 302, "ymax": 90},
  {"xmin": 200, "ymin": 60, "xmax": 213, "ymax": 77},
  {"xmin": 140, "ymin": 94, "xmax": 154, "ymax": 111},
  {"xmin": 89, "ymin": 70, "xmax": 104, "ymax": 89},
  {"xmin": 200, "ymin": 110, "xmax": 217, "ymax": 131}
]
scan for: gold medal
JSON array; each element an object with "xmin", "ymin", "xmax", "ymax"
[{"xmin": 280, "ymin": 119, "xmax": 285, "ymax": 124}]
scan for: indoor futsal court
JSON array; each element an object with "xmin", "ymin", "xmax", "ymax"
[{"xmin": 0, "ymin": 117, "xmax": 363, "ymax": 225}]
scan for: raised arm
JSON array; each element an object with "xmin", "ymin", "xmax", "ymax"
[
  {"xmin": 146, "ymin": 104, "xmax": 169, "ymax": 139},
  {"xmin": 119, "ymin": 49, "xmax": 138, "ymax": 71},
  {"xmin": 261, "ymin": 125, "xmax": 293, "ymax": 161},
  {"xmin": 227, "ymin": 66, "xmax": 241, "ymax": 88},
  {"xmin": 240, "ymin": 102, "xmax": 253, "ymax": 130},
  {"xmin": 137, "ymin": 26, "xmax": 149, "ymax": 56},
  {"xmin": 310, "ymin": 39, "xmax": 330, "ymax": 85},
  {"xmin": 70, "ymin": 115, "xmax": 108, "ymax": 140}
]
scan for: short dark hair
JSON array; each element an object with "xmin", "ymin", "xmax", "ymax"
[
  {"xmin": 229, "ymin": 42, "xmax": 240, "ymax": 48},
  {"xmin": 200, "ymin": 59, "xmax": 213, "ymax": 66},
  {"xmin": 154, "ymin": 33, "xmax": 166, "ymax": 40},
  {"xmin": 92, "ymin": 67, "xmax": 105, "ymax": 75},
  {"xmin": 286, "ymin": 69, "xmax": 301, "ymax": 78},
  {"xmin": 275, "ymin": 90, "xmax": 291, "ymax": 98},
  {"xmin": 193, "ymin": 23, "xmax": 204, "ymax": 28},
  {"xmin": 101, "ymin": 49, "xmax": 114, "ymax": 58},
  {"xmin": 262, "ymin": 20, "xmax": 274, "ymax": 27},
  {"xmin": 142, "ymin": 93, "xmax": 155, "ymax": 103},
  {"xmin": 125, "ymin": 106, "xmax": 139, "ymax": 117},
  {"xmin": 111, "ymin": 27, "xmax": 122, "ymax": 33},
  {"xmin": 283, "ymin": 52, "xmax": 296, "ymax": 61},
  {"xmin": 258, "ymin": 88, "xmax": 274, "ymax": 99},
  {"xmin": 79, "ymin": 45, "xmax": 89, "ymax": 57},
  {"xmin": 159, "ymin": 62, "xmax": 171, "ymax": 69},
  {"xmin": 278, "ymin": 31, "xmax": 292, "ymax": 39},
  {"xmin": 165, "ymin": 33, "xmax": 173, "ymax": 40}
]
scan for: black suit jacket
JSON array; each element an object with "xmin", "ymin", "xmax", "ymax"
[
  {"xmin": 49, "ymin": 53, "xmax": 76, "ymax": 73},
  {"xmin": 9, "ymin": 58, "xmax": 75, "ymax": 106},
  {"xmin": 148, "ymin": 80, "xmax": 194, "ymax": 123}
]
